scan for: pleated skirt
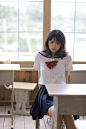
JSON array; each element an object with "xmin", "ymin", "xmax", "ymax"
[{"xmin": 30, "ymin": 85, "xmax": 53, "ymax": 120}]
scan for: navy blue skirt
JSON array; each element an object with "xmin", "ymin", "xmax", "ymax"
[{"xmin": 30, "ymin": 85, "xmax": 53, "ymax": 120}]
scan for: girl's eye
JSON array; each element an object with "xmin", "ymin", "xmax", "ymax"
[
  {"xmin": 57, "ymin": 42, "xmax": 59, "ymax": 44},
  {"xmin": 51, "ymin": 41, "xmax": 53, "ymax": 43}
]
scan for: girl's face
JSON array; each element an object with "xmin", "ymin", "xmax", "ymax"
[{"xmin": 48, "ymin": 37, "xmax": 61, "ymax": 56}]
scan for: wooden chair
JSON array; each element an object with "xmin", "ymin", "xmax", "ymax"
[{"xmin": 9, "ymin": 82, "xmax": 37, "ymax": 115}]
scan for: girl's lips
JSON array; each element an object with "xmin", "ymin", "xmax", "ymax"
[{"xmin": 52, "ymin": 48, "xmax": 56, "ymax": 50}]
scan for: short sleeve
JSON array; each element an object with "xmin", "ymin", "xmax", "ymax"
[
  {"xmin": 65, "ymin": 54, "xmax": 73, "ymax": 71},
  {"xmin": 33, "ymin": 53, "xmax": 40, "ymax": 70}
]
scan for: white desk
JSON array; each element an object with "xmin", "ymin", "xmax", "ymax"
[
  {"xmin": 46, "ymin": 84, "xmax": 86, "ymax": 129},
  {"xmin": 70, "ymin": 64, "xmax": 86, "ymax": 84},
  {"xmin": 0, "ymin": 64, "xmax": 20, "ymax": 129}
]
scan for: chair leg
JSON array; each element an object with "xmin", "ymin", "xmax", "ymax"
[
  {"xmin": 36, "ymin": 119, "xmax": 39, "ymax": 129},
  {"xmin": 47, "ymin": 116, "xmax": 51, "ymax": 126},
  {"xmin": 62, "ymin": 119, "xmax": 66, "ymax": 129}
]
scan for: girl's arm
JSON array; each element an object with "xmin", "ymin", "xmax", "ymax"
[{"xmin": 65, "ymin": 71, "xmax": 70, "ymax": 84}]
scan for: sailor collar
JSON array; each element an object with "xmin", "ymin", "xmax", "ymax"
[{"xmin": 38, "ymin": 50, "xmax": 58, "ymax": 58}]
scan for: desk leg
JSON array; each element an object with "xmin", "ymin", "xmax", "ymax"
[
  {"xmin": 54, "ymin": 96, "xmax": 59, "ymax": 129},
  {"xmin": 26, "ymin": 91, "xmax": 31, "ymax": 109},
  {"xmin": 11, "ymin": 71, "xmax": 14, "ymax": 129},
  {"xmin": 0, "ymin": 71, "xmax": 14, "ymax": 129}
]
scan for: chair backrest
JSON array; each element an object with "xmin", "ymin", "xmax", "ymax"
[
  {"xmin": 4, "ymin": 59, "xmax": 11, "ymax": 64},
  {"xmin": 68, "ymin": 74, "xmax": 70, "ymax": 83}
]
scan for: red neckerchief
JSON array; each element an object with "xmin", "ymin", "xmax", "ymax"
[{"xmin": 45, "ymin": 61, "xmax": 58, "ymax": 69}]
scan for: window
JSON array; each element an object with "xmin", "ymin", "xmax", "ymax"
[
  {"xmin": 0, "ymin": 0, "xmax": 43, "ymax": 61},
  {"xmin": 51, "ymin": 0, "xmax": 86, "ymax": 61},
  {"xmin": 0, "ymin": 0, "xmax": 86, "ymax": 62}
]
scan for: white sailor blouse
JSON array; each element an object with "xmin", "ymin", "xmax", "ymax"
[{"xmin": 34, "ymin": 50, "xmax": 73, "ymax": 85}]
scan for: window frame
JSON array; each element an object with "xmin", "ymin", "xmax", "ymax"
[{"xmin": 0, "ymin": 0, "xmax": 86, "ymax": 66}]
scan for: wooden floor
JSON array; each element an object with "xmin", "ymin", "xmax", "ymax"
[
  {"xmin": 0, "ymin": 106, "xmax": 86, "ymax": 129},
  {"xmin": 0, "ymin": 106, "xmax": 51, "ymax": 129}
]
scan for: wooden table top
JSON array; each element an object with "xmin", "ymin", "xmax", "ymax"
[
  {"xmin": 46, "ymin": 84, "xmax": 86, "ymax": 96},
  {"xmin": 9, "ymin": 82, "xmax": 37, "ymax": 90},
  {"xmin": 0, "ymin": 64, "xmax": 20, "ymax": 71}
]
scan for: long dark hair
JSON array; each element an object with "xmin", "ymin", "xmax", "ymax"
[{"xmin": 45, "ymin": 30, "xmax": 67, "ymax": 58}]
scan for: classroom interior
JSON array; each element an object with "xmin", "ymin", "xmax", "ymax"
[{"xmin": 0, "ymin": 0, "xmax": 86, "ymax": 129}]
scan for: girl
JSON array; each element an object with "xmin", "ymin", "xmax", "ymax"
[{"xmin": 30, "ymin": 30, "xmax": 77, "ymax": 129}]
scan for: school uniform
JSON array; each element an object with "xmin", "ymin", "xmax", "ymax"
[{"xmin": 30, "ymin": 50, "xmax": 73, "ymax": 120}]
